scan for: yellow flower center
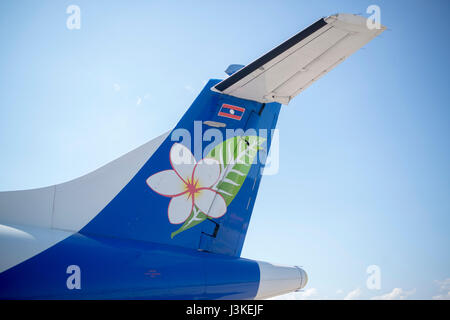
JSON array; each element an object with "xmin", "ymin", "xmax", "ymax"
[{"xmin": 184, "ymin": 178, "xmax": 200, "ymax": 199}]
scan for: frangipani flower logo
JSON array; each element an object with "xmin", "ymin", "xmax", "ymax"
[
  {"xmin": 146, "ymin": 136, "xmax": 265, "ymax": 238},
  {"xmin": 146, "ymin": 143, "xmax": 227, "ymax": 225}
]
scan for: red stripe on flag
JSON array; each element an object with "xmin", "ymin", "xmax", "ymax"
[
  {"xmin": 222, "ymin": 104, "xmax": 245, "ymax": 112},
  {"xmin": 218, "ymin": 111, "xmax": 242, "ymax": 120}
]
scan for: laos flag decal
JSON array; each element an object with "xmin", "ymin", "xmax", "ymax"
[{"xmin": 218, "ymin": 104, "xmax": 245, "ymax": 121}]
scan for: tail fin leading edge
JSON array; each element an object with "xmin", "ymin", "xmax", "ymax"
[{"xmin": 81, "ymin": 80, "xmax": 281, "ymax": 256}]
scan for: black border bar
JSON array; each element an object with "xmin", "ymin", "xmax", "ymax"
[{"xmin": 214, "ymin": 18, "xmax": 328, "ymax": 92}]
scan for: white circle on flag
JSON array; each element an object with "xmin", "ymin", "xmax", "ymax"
[{"xmin": 229, "ymin": 109, "xmax": 235, "ymax": 115}]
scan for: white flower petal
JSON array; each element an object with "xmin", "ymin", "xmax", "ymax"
[
  {"xmin": 195, "ymin": 189, "xmax": 227, "ymax": 219},
  {"xmin": 170, "ymin": 143, "xmax": 196, "ymax": 182},
  {"xmin": 168, "ymin": 193, "xmax": 193, "ymax": 224},
  {"xmin": 193, "ymin": 158, "xmax": 221, "ymax": 188},
  {"xmin": 146, "ymin": 170, "xmax": 186, "ymax": 196}
]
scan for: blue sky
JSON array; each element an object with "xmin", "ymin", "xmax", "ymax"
[{"xmin": 0, "ymin": 0, "xmax": 449, "ymax": 299}]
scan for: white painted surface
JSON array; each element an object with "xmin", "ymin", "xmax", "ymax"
[
  {"xmin": 255, "ymin": 261, "xmax": 308, "ymax": 299},
  {"xmin": 0, "ymin": 187, "xmax": 55, "ymax": 229},
  {"xmin": 52, "ymin": 131, "xmax": 169, "ymax": 231},
  {"xmin": 0, "ymin": 132, "xmax": 169, "ymax": 273},
  {"xmin": 0, "ymin": 131, "xmax": 169, "ymax": 232},
  {"xmin": 0, "ymin": 223, "xmax": 73, "ymax": 273},
  {"xmin": 214, "ymin": 13, "xmax": 386, "ymax": 104}
]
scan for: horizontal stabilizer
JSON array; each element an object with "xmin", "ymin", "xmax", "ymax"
[{"xmin": 212, "ymin": 14, "xmax": 386, "ymax": 104}]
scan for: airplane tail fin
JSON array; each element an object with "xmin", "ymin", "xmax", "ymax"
[
  {"xmin": 81, "ymin": 13, "xmax": 384, "ymax": 255},
  {"xmin": 80, "ymin": 79, "xmax": 281, "ymax": 256},
  {"xmin": 0, "ymin": 80, "xmax": 280, "ymax": 258},
  {"xmin": 1, "ymin": 13, "xmax": 384, "ymax": 259}
]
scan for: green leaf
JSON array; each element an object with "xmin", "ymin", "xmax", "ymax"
[{"xmin": 170, "ymin": 135, "xmax": 265, "ymax": 238}]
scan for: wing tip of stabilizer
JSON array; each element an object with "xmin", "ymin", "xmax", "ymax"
[{"xmin": 213, "ymin": 13, "xmax": 386, "ymax": 105}]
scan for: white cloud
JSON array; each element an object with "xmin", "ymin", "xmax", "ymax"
[
  {"xmin": 344, "ymin": 288, "xmax": 362, "ymax": 300},
  {"xmin": 270, "ymin": 288, "xmax": 320, "ymax": 300},
  {"xmin": 113, "ymin": 83, "xmax": 121, "ymax": 91},
  {"xmin": 435, "ymin": 278, "xmax": 450, "ymax": 291},
  {"xmin": 336, "ymin": 289, "xmax": 344, "ymax": 295},
  {"xmin": 371, "ymin": 288, "xmax": 416, "ymax": 300},
  {"xmin": 184, "ymin": 85, "xmax": 195, "ymax": 93},
  {"xmin": 432, "ymin": 278, "xmax": 450, "ymax": 300},
  {"xmin": 432, "ymin": 292, "xmax": 450, "ymax": 300},
  {"xmin": 136, "ymin": 96, "xmax": 142, "ymax": 105}
]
